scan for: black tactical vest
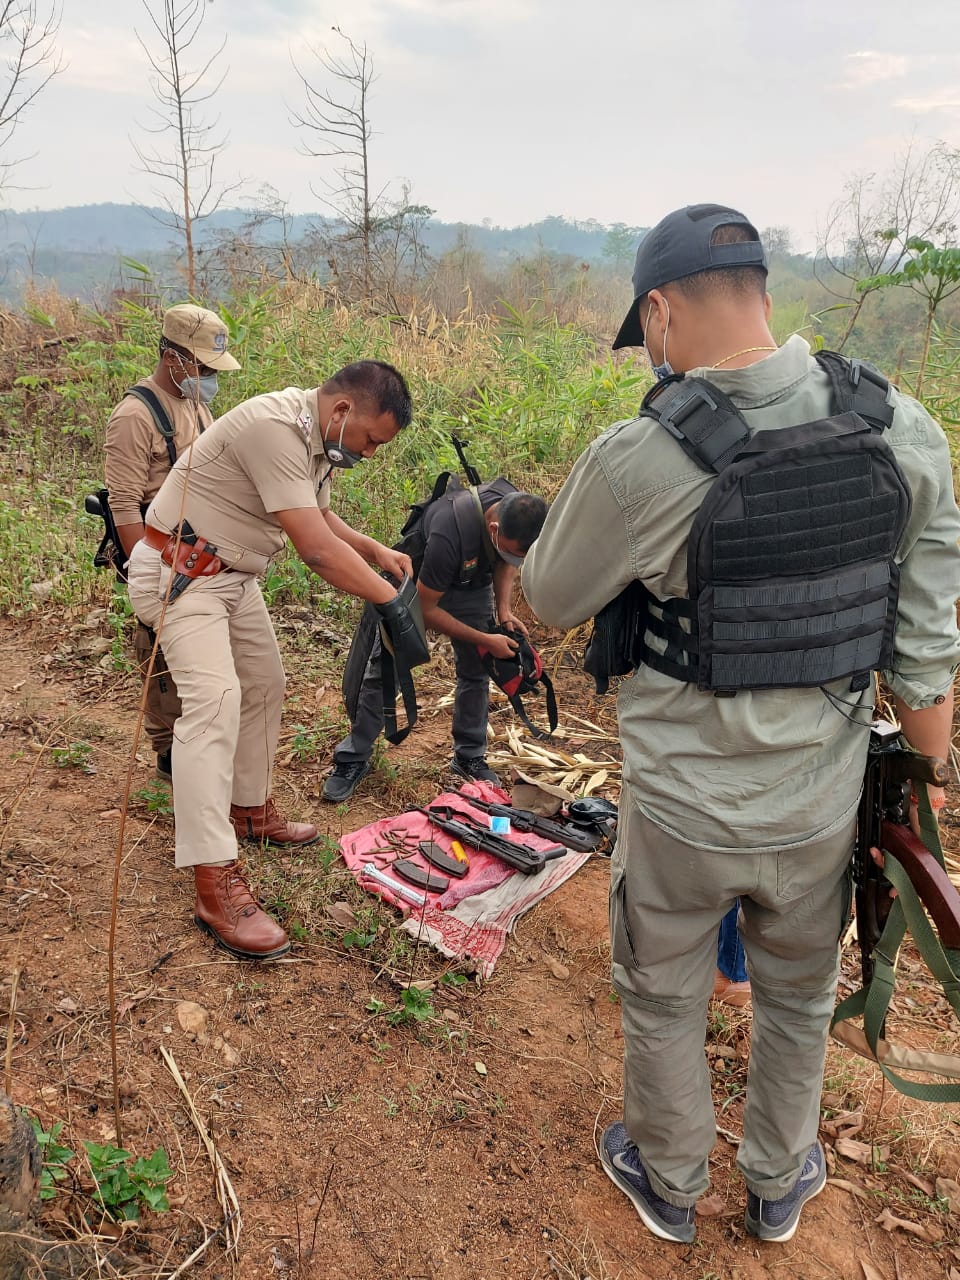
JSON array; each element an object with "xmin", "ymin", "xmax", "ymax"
[{"xmin": 635, "ymin": 352, "xmax": 913, "ymax": 694}]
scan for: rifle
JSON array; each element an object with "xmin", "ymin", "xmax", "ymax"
[
  {"xmin": 457, "ymin": 794, "xmax": 603, "ymax": 853},
  {"xmin": 418, "ymin": 805, "xmax": 567, "ymax": 875},
  {"xmin": 831, "ymin": 719, "xmax": 960, "ymax": 1099},
  {"xmin": 85, "ymin": 489, "xmax": 127, "ymax": 582}
]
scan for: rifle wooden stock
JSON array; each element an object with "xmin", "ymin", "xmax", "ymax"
[{"xmin": 880, "ymin": 819, "xmax": 960, "ymax": 949}]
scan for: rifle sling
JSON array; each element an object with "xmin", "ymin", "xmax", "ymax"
[{"xmin": 831, "ymin": 789, "xmax": 960, "ymax": 1101}]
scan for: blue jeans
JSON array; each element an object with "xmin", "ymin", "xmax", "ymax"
[{"xmin": 717, "ymin": 902, "xmax": 748, "ymax": 983}]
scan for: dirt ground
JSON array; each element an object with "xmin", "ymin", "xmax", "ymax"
[{"xmin": 2, "ymin": 608, "xmax": 959, "ymax": 1280}]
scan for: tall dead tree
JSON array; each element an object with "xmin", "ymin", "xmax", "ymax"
[
  {"xmin": 816, "ymin": 142, "xmax": 960, "ymax": 350},
  {"xmin": 0, "ymin": 1, "xmax": 63, "ymax": 191},
  {"xmin": 290, "ymin": 27, "xmax": 431, "ymax": 304},
  {"xmin": 133, "ymin": 0, "xmax": 237, "ymax": 294}
]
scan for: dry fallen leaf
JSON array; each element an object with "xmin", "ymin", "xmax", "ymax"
[
  {"xmin": 55, "ymin": 997, "xmax": 78, "ymax": 1014},
  {"xmin": 874, "ymin": 1206, "xmax": 938, "ymax": 1241},
  {"xmin": 821, "ymin": 1109, "xmax": 864, "ymax": 1139},
  {"xmin": 901, "ymin": 1170, "xmax": 935, "ymax": 1198},
  {"xmin": 835, "ymin": 1137, "xmax": 890, "ymax": 1165},
  {"xmin": 325, "ymin": 901, "xmax": 357, "ymax": 929},
  {"xmin": 937, "ymin": 1176, "xmax": 960, "ymax": 1214},
  {"xmin": 474, "ymin": 1061, "xmax": 487, "ymax": 1077},
  {"xmin": 827, "ymin": 1177, "xmax": 872, "ymax": 1201},
  {"xmin": 859, "ymin": 1261, "xmax": 887, "ymax": 1280},
  {"xmin": 175, "ymin": 1001, "xmax": 209, "ymax": 1036},
  {"xmin": 694, "ymin": 1194, "xmax": 727, "ymax": 1218}
]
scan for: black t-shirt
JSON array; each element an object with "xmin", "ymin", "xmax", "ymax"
[{"xmin": 418, "ymin": 478, "xmax": 517, "ymax": 593}]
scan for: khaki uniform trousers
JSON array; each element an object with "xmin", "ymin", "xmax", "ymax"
[
  {"xmin": 133, "ymin": 621, "xmax": 181, "ymax": 756},
  {"xmin": 127, "ymin": 544, "xmax": 286, "ymax": 868},
  {"xmin": 610, "ymin": 787, "xmax": 854, "ymax": 1208}
]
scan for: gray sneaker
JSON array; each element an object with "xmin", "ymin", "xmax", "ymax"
[
  {"xmin": 599, "ymin": 1122, "xmax": 696, "ymax": 1243},
  {"xmin": 745, "ymin": 1143, "xmax": 826, "ymax": 1243},
  {"xmin": 321, "ymin": 760, "xmax": 371, "ymax": 803}
]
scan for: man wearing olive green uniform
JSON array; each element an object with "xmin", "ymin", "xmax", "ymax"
[
  {"xmin": 104, "ymin": 304, "xmax": 239, "ymax": 777},
  {"xmin": 127, "ymin": 360, "xmax": 415, "ymax": 959},
  {"xmin": 523, "ymin": 206, "xmax": 960, "ymax": 1244}
]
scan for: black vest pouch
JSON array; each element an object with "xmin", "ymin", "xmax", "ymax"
[{"xmin": 584, "ymin": 579, "xmax": 651, "ymax": 694}]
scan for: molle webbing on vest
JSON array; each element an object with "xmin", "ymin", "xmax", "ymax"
[{"xmin": 637, "ymin": 352, "xmax": 912, "ymax": 694}]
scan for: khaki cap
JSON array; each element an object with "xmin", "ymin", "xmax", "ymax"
[{"xmin": 162, "ymin": 304, "xmax": 240, "ymax": 371}]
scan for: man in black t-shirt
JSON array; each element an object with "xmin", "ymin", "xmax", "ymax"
[{"xmin": 323, "ymin": 481, "xmax": 548, "ymax": 802}]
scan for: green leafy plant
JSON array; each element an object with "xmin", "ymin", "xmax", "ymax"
[
  {"xmin": 386, "ymin": 986, "xmax": 436, "ymax": 1027},
  {"xmin": 344, "ymin": 926, "xmax": 377, "ymax": 949},
  {"xmin": 83, "ymin": 1141, "xmax": 173, "ymax": 1221},
  {"xmin": 28, "ymin": 1115, "xmax": 75, "ymax": 1200},
  {"xmin": 51, "ymin": 741, "xmax": 95, "ymax": 773},
  {"xmin": 133, "ymin": 779, "xmax": 174, "ymax": 816}
]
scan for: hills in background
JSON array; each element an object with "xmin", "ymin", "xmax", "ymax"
[
  {"xmin": 1, "ymin": 202, "xmax": 952, "ymax": 378},
  {"xmin": 0, "ymin": 202, "xmax": 655, "ymax": 301}
]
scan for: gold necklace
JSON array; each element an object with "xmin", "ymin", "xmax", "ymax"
[{"xmin": 710, "ymin": 345, "xmax": 778, "ymax": 369}]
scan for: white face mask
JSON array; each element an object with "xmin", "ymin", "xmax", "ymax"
[{"xmin": 643, "ymin": 299, "xmax": 674, "ymax": 381}]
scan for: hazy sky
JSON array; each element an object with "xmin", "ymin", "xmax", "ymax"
[{"xmin": 8, "ymin": 0, "xmax": 960, "ymax": 248}]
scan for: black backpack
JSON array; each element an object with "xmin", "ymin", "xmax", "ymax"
[{"xmin": 478, "ymin": 626, "xmax": 558, "ymax": 739}]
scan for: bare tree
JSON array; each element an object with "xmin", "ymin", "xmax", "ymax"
[
  {"xmin": 133, "ymin": 0, "xmax": 238, "ymax": 294},
  {"xmin": 290, "ymin": 27, "xmax": 432, "ymax": 303},
  {"xmin": 0, "ymin": 1, "xmax": 63, "ymax": 191},
  {"xmin": 816, "ymin": 141, "xmax": 960, "ymax": 350}
]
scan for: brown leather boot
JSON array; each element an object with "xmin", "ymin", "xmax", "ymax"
[
  {"xmin": 194, "ymin": 863, "xmax": 290, "ymax": 960},
  {"xmin": 229, "ymin": 797, "xmax": 319, "ymax": 848},
  {"xmin": 712, "ymin": 968, "xmax": 752, "ymax": 1009}
]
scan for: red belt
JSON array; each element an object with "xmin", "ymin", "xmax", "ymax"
[{"xmin": 142, "ymin": 525, "xmax": 172, "ymax": 552}]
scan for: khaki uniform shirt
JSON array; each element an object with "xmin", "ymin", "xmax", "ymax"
[
  {"xmin": 523, "ymin": 336, "xmax": 960, "ymax": 850},
  {"xmin": 147, "ymin": 387, "xmax": 332, "ymax": 575},
  {"xmin": 104, "ymin": 374, "xmax": 213, "ymax": 526}
]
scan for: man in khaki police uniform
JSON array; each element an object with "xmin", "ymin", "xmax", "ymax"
[
  {"xmin": 523, "ymin": 205, "xmax": 960, "ymax": 1245},
  {"xmin": 105, "ymin": 304, "xmax": 240, "ymax": 778},
  {"xmin": 127, "ymin": 359, "xmax": 415, "ymax": 960}
]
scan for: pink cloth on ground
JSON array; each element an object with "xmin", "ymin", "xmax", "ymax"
[{"xmin": 337, "ymin": 782, "xmax": 591, "ymax": 976}]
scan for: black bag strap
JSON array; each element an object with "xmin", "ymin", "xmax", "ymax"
[
  {"xmin": 380, "ymin": 642, "xmax": 420, "ymax": 745},
  {"xmin": 814, "ymin": 350, "xmax": 894, "ymax": 431},
  {"xmin": 124, "ymin": 385, "xmax": 178, "ymax": 469},
  {"xmin": 513, "ymin": 667, "xmax": 557, "ymax": 739},
  {"xmin": 640, "ymin": 375, "xmax": 752, "ymax": 474}
]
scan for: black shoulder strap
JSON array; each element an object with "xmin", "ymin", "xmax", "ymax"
[
  {"xmin": 640, "ymin": 375, "xmax": 752, "ymax": 475},
  {"xmin": 814, "ymin": 350, "xmax": 894, "ymax": 431},
  {"xmin": 124, "ymin": 385, "xmax": 178, "ymax": 469},
  {"xmin": 465, "ymin": 486, "xmax": 499, "ymax": 570}
]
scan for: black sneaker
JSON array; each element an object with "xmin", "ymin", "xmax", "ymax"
[
  {"xmin": 450, "ymin": 754, "xmax": 500, "ymax": 785},
  {"xmin": 156, "ymin": 750, "xmax": 172, "ymax": 781},
  {"xmin": 600, "ymin": 1122, "xmax": 696, "ymax": 1243},
  {"xmin": 744, "ymin": 1143, "xmax": 826, "ymax": 1243},
  {"xmin": 322, "ymin": 760, "xmax": 371, "ymax": 803}
]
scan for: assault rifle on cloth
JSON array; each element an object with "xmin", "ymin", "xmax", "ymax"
[{"xmin": 831, "ymin": 720, "xmax": 960, "ymax": 1101}]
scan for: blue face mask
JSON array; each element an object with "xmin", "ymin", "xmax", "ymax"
[
  {"xmin": 643, "ymin": 300, "xmax": 674, "ymax": 381},
  {"xmin": 178, "ymin": 373, "xmax": 219, "ymax": 404}
]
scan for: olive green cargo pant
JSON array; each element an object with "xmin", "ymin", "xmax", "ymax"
[
  {"xmin": 610, "ymin": 789, "xmax": 854, "ymax": 1207},
  {"xmin": 127, "ymin": 544, "xmax": 286, "ymax": 868}
]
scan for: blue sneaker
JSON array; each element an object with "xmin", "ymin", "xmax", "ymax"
[
  {"xmin": 599, "ymin": 1122, "xmax": 696, "ymax": 1243},
  {"xmin": 744, "ymin": 1143, "xmax": 826, "ymax": 1243}
]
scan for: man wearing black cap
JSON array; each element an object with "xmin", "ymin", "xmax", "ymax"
[{"xmin": 522, "ymin": 205, "xmax": 960, "ymax": 1244}]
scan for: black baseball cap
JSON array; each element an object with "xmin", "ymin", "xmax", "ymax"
[{"xmin": 612, "ymin": 204, "xmax": 768, "ymax": 350}]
